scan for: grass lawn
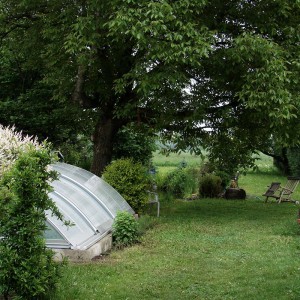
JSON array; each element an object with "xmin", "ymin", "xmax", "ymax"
[
  {"xmin": 51, "ymin": 153, "xmax": 300, "ymax": 300},
  {"xmin": 52, "ymin": 201, "xmax": 300, "ymax": 300}
]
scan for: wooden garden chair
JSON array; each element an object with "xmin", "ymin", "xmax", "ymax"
[
  {"xmin": 263, "ymin": 177, "xmax": 300, "ymax": 203},
  {"xmin": 263, "ymin": 182, "xmax": 281, "ymax": 202}
]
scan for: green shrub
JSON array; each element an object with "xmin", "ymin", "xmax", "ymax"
[
  {"xmin": 103, "ymin": 158, "xmax": 150, "ymax": 214},
  {"xmin": 160, "ymin": 167, "xmax": 198, "ymax": 198},
  {"xmin": 0, "ymin": 145, "xmax": 67, "ymax": 300},
  {"xmin": 112, "ymin": 211, "xmax": 139, "ymax": 248},
  {"xmin": 199, "ymin": 174, "xmax": 223, "ymax": 198},
  {"xmin": 164, "ymin": 168, "xmax": 187, "ymax": 196},
  {"xmin": 214, "ymin": 170, "xmax": 232, "ymax": 189}
]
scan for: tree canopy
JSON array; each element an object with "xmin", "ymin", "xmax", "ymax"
[{"xmin": 0, "ymin": 0, "xmax": 299, "ymax": 175}]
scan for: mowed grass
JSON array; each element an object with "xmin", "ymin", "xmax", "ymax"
[
  {"xmin": 53, "ymin": 204, "xmax": 300, "ymax": 299},
  {"xmin": 53, "ymin": 199, "xmax": 300, "ymax": 300},
  {"xmin": 239, "ymin": 172, "xmax": 300, "ymax": 201},
  {"xmin": 51, "ymin": 152, "xmax": 300, "ymax": 300}
]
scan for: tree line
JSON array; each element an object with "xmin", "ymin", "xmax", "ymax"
[{"xmin": 0, "ymin": 0, "xmax": 299, "ymax": 175}]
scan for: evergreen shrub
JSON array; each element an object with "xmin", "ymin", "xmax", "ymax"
[{"xmin": 103, "ymin": 158, "xmax": 150, "ymax": 214}]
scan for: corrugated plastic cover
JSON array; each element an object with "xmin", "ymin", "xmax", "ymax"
[{"xmin": 46, "ymin": 163, "xmax": 134, "ymax": 250}]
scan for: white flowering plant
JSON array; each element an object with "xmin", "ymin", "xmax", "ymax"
[
  {"xmin": 0, "ymin": 125, "xmax": 42, "ymax": 176},
  {"xmin": 0, "ymin": 126, "xmax": 68, "ymax": 299}
]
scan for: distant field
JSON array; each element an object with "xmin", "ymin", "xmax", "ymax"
[
  {"xmin": 152, "ymin": 150, "xmax": 275, "ymax": 171},
  {"xmin": 152, "ymin": 150, "xmax": 203, "ymax": 167}
]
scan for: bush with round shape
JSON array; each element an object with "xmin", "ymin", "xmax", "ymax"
[
  {"xmin": 102, "ymin": 158, "xmax": 150, "ymax": 214},
  {"xmin": 164, "ymin": 168, "xmax": 187, "ymax": 197},
  {"xmin": 159, "ymin": 167, "xmax": 198, "ymax": 198},
  {"xmin": 199, "ymin": 174, "xmax": 223, "ymax": 198}
]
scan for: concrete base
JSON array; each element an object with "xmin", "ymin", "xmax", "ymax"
[{"xmin": 53, "ymin": 233, "xmax": 112, "ymax": 262}]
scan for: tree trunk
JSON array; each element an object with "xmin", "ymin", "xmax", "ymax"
[
  {"xmin": 273, "ymin": 147, "xmax": 290, "ymax": 175},
  {"xmin": 91, "ymin": 117, "xmax": 120, "ymax": 176}
]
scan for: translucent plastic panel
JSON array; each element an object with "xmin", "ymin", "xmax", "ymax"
[
  {"xmin": 47, "ymin": 192, "xmax": 96, "ymax": 248},
  {"xmin": 87, "ymin": 176, "xmax": 133, "ymax": 213},
  {"xmin": 51, "ymin": 163, "xmax": 134, "ymax": 216},
  {"xmin": 44, "ymin": 221, "xmax": 65, "ymax": 240},
  {"xmin": 46, "ymin": 163, "xmax": 135, "ymax": 249},
  {"xmin": 51, "ymin": 178, "xmax": 112, "ymax": 233}
]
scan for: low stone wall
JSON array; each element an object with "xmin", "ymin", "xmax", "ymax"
[{"xmin": 53, "ymin": 233, "xmax": 112, "ymax": 262}]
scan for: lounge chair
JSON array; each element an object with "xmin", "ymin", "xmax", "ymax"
[
  {"xmin": 263, "ymin": 177, "xmax": 300, "ymax": 203},
  {"xmin": 263, "ymin": 182, "xmax": 281, "ymax": 202}
]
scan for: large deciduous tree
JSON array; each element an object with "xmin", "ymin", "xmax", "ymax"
[
  {"xmin": 0, "ymin": 0, "xmax": 299, "ymax": 175},
  {"xmin": 0, "ymin": 42, "xmax": 92, "ymax": 145}
]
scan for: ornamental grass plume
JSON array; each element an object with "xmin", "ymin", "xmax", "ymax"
[{"xmin": 0, "ymin": 125, "xmax": 41, "ymax": 176}]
